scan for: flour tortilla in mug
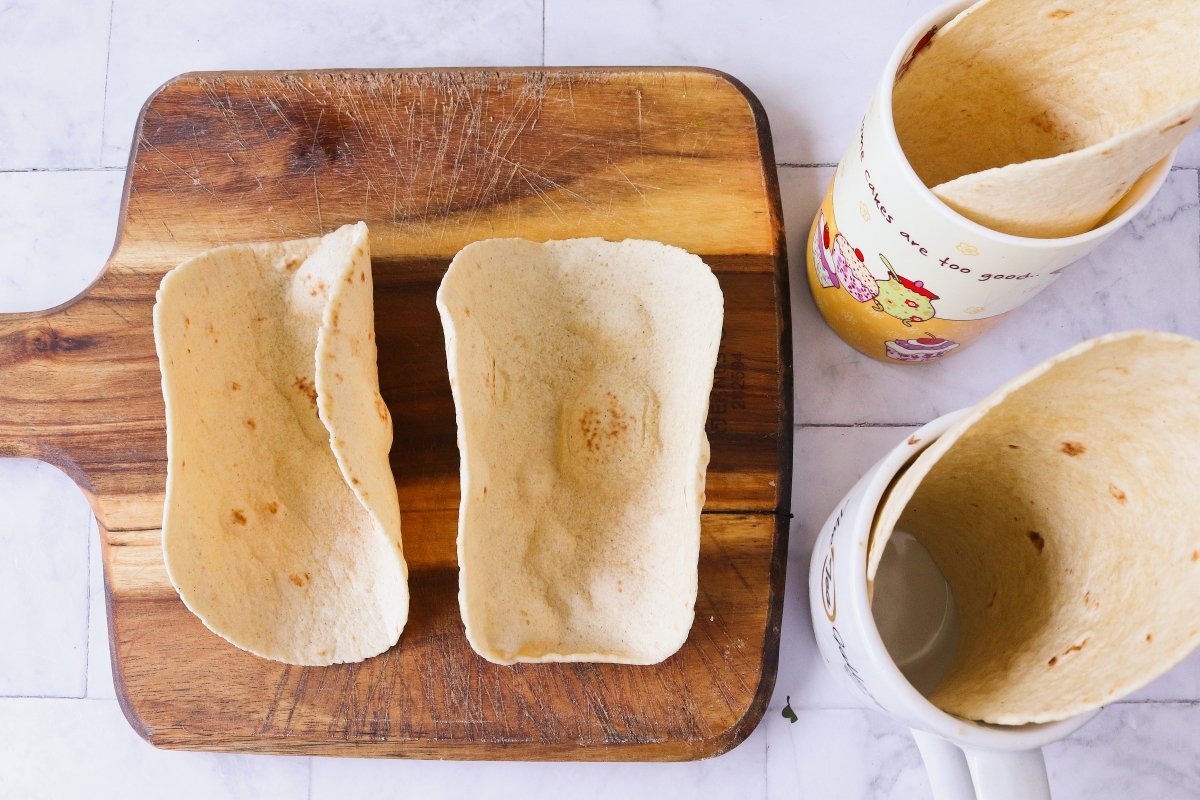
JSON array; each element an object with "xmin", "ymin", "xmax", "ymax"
[
  {"xmin": 893, "ymin": 0, "xmax": 1200, "ymax": 238},
  {"xmin": 154, "ymin": 222, "xmax": 408, "ymax": 666},
  {"xmin": 869, "ymin": 331, "xmax": 1200, "ymax": 724},
  {"xmin": 437, "ymin": 238, "xmax": 723, "ymax": 665}
]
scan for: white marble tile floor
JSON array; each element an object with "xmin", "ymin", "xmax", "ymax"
[{"xmin": 3, "ymin": 0, "xmax": 1199, "ymax": 796}]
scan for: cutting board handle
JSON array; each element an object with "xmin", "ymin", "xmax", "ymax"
[{"xmin": 0, "ymin": 264, "xmax": 165, "ymax": 526}]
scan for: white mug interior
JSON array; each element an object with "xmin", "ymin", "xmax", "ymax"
[
  {"xmin": 878, "ymin": 0, "xmax": 1173, "ymax": 250},
  {"xmin": 809, "ymin": 411, "xmax": 1098, "ymax": 798}
]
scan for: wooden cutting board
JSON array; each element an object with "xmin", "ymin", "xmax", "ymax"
[{"xmin": 0, "ymin": 68, "xmax": 792, "ymax": 760}]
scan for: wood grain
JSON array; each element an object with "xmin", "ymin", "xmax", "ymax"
[{"xmin": 1, "ymin": 68, "xmax": 792, "ymax": 759}]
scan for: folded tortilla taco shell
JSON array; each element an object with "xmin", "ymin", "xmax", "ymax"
[
  {"xmin": 869, "ymin": 331, "xmax": 1200, "ymax": 724},
  {"xmin": 154, "ymin": 222, "xmax": 408, "ymax": 666},
  {"xmin": 437, "ymin": 238, "xmax": 722, "ymax": 665}
]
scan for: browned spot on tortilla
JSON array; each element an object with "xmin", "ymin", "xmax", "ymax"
[
  {"xmin": 1162, "ymin": 117, "xmax": 1192, "ymax": 133},
  {"xmin": 288, "ymin": 573, "xmax": 308, "ymax": 587},
  {"xmin": 579, "ymin": 394, "xmax": 632, "ymax": 452},
  {"xmin": 1007, "ymin": 443, "xmax": 1020, "ymax": 449},
  {"xmin": 464, "ymin": 307, "xmax": 472, "ymax": 317},
  {"xmin": 1028, "ymin": 531, "xmax": 1045, "ymax": 553},
  {"xmin": 374, "ymin": 395, "xmax": 389, "ymax": 423},
  {"xmin": 1030, "ymin": 110, "xmax": 1072, "ymax": 142},
  {"xmin": 1146, "ymin": 633, "xmax": 1154, "ymax": 642},
  {"xmin": 284, "ymin": 256, "xmax": 302, "ymax": 272},
  {"xmin": 1049, "ymin": 638, "xmax": 1091, "ymax": 666},
  {"xmin": 244, "ymin": 418, "xmax": 256, "ymax": 430},
  {"xmin": 359, "ymin": 271, "xmax": 366, "ymax": 282},
  {"xmin": 231, "ymin": 509, "xmax": 247, "ymax": 525},
  {"xmin": 1193, "ymin": 550, "xmax": 1199, "ymax": 562},
  {"xmin": 351, "ymin": 477, "xmax": 360, "ymax": 485},
  {"xmin": 294, "ymin": 376, "xmax": 317, "ymax": 407},
  {"xmin": 330, "ymin": 309, "xmax": 339, "ymax": 327},
  {"xmin": 183, "ymin": 316, "xmax": 190, "ymax": 328},
  {"xmin": 617, "ymin": 580, "xmax": 624, "ymax": 593},
  {"xmin": 308, "ymin": 279, "xmax": 328, "ymax": 298},
  {"xmin": 580, "ymin": 408, "xmax": 602, "ymax": 451},
  {"xmin": 334, "ymin": 372, "xmax": 344, "ymax": 383},
  {"xmin": 1060, "ymin": 441, "xmax": 1085, "ymax": 456},
  {"xmin": 907, "ymin": 435, "xmax": 920, "ymax": 445},
  {"xmin": 482, "ymin": 485, "xmax": 488, "ymax": 497},
  {"xmin": 318, "ymin": 649, "xmax": 329, "ymax": 657},
  {"xmin": 266, "ymin": 501, "xmax": 278, "ymax": 514},
  {"xmin": 1109, "ymin": 484, "xmax": 1127, "ymax": 503},
  {"xmin": 986, "ymin": 589, "xmax": 998, "ymax": 609},
  {"xmin": 350, "ymin": 337, "xmax": 361, "ymax": 356},
  {"xmin": 230, "ymin": 381, "xmax": 241, "ymax": 391},
  {"xmin": 1049, "ymin": 8, "xmax": 1072, "ymax": 18}
]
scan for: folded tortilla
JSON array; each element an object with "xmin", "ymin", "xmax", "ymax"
[
  {"xmin": 437, "ymin": 238, "xmax": 723, "ymax": 665},
  {"xmin": 869, "ymin": 331, "xmax": 1200, "ymax": 723},
  {"xmin": 893, "ymin": 0, "xmax": 1200, "ymax": 238},
  {"xmin": 154, "ymin": 222, "xmax": 408, "ymax": 666}
]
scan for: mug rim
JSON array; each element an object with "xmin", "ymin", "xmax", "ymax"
[
  {"xmin": 876, "ymin": 0, "xmax": 1173, "ymax": 250},
  {"xmin": 837, "ymin": 410, "xmax": 1095, "ymax": 749}
]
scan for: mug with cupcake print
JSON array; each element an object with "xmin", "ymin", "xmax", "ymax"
[{"xmin": 806, "ymin": 0, "xmax": 1174, "ymax": 364}]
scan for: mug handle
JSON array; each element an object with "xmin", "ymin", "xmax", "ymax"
[
  {"xmin": 962, "ymin": 746, "xmax": 1052, "ymax": 800},
  {"xmin": 912, "ymin": 729, "xmax": 977, "ymax": 799},
  {"xmin": 911, "ymin": 731, "xmax": 1053, "ymax": 800}
]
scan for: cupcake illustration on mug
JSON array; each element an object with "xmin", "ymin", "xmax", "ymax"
[
  {"xmin": 873, "ymin": 254, "xmax": 938, "ymax": 326},
  {"xmin": 832, "ymin": 234, "xmax": 879, "ymax": 303},
  {"xmin": 812, "ymin": 211, "xmax": 840, "ymax": 289},
  {"xmin": 885, "ymin": 334, "xmax": 959, "ymax": 362}
]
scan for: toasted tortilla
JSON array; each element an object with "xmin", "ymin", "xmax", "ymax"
[
  {"xmin": 154, "ymin": 222, "xmax": 408, "ymax": 665},
  {"xmin": 893, "ymin": 0, "xmax": 1200, "ymax": 237},
  {"xmin": 868, "ymin": 331, "xmax": 1200, "ymax": 723},
  {"xmin": 437, "ymin": 238, "xmax": 723, "ymax": 665}
]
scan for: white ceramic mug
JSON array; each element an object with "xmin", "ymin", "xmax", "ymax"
[
  {"xmin": 808, "ymin": 411, "xmax": 1096, "ymax": 800},
  {"xmin": 805, "ymin": 0, "xmax": 1173, "ymax": 363}
]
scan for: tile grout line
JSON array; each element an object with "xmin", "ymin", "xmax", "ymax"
[
  {"xmin": 762, "ymin": 727, "xmax": 770, "ymax": 797},
  {"xmin": 0, "ymin": 166, "xmax": 125, "ymax": 174},
  {"xmin": 776, "ymin": 700, "xmax": 1200, "ymax": 713},
  {"xmin": 83, "ymin": 510, "xmax": 92, "ymax": 698},
  {"xmin": 306, "ymin": 757, "xmax": 314, "ymax": 800},
  {"xmin": 99, "ymin": 0, "xmax": 116, "ymax": 165},
  {"xmin": 795, "ymin": 422, "xmax": 928, "ymax": 429},
  {"xmin": 540, "ymin": 0, "xmax": 546, "ymax": 66}
]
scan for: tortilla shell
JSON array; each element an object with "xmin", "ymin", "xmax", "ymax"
[
  {"xmin": 932, "ymin": 104, "xmax": 1197, "ymax": 238},
  {"xmin": 869, "ymin": 332, "xmax": 1200, "ymax": 723},
  {"xmin": 893, "ymin": 0, "xmax": 1200, "ymax": 238},
  {"xmin": 437, "ymin": 238, "xmax": 723, "ymax": 665},
  {"xmin": 154, "ymin": 222, "xmax": 408, "ymax": 666}
]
